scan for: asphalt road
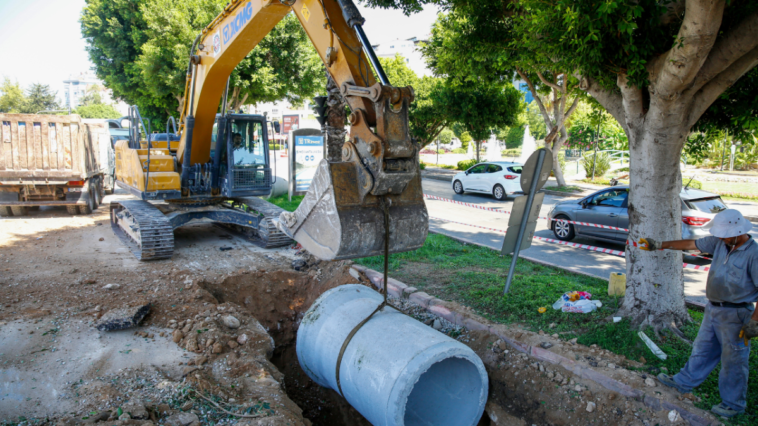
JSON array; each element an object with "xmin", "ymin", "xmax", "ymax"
[{"xmin": 420, "ymin": 178, "xmax": 751, "ymax": 305}]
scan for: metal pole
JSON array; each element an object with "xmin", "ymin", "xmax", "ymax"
[
  {"xmin": 503, "ymin": 149, "xmax": 546, "ymax": 294},
  {"xmin": 436, "ymin": 138, "xmax": 439, "ymax": 166}
]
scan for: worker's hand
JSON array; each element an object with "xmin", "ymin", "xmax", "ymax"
[
  {"xmin": 741, "ymin": 319, "xmax": 758, "ymax": 340},
  {"xmin": 638, "ymin": 238, "xmax": 659, "ymax": 251}
]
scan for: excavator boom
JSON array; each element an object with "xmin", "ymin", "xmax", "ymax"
[{"xmin": 175, "ymin": 0, "xmax": 428, "ymax": 260}]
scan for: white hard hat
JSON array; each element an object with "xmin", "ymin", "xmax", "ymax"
[{"xmin": 709, "ymin": 209, "xmax": 753, "ymax": 238}]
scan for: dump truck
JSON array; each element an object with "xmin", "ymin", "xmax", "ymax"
[{"xmin": 0, "ymin": 114, "xmax": 116, "ymax": 216}]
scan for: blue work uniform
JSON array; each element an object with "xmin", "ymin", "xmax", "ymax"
[{"xmin": 672, "ymin": 235, "xmax": 758, "ymax": 412}]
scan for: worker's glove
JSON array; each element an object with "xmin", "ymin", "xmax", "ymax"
[
  {"xmin": 741, "ymin": 319, "xmax": 758, "ymax": 340},
  {"xmin": 638, "ymin": 238, "xmax": 659, "ymax": 251}
]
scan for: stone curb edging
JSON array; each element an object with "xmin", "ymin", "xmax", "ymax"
[{"xmin": 350, "ymin": 264, "xmax": 714, "ymax": 426}]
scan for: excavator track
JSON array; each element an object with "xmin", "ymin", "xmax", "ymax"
[
  {"xmin": 110, "ymin": 200, "xmax": 174, "ymax": 260},
  {"xmin": 229, "ymin": 197, "xmax": 292, "ymax": 249}
]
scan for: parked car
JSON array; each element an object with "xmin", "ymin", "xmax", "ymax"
[
  {"xmin": 452, "ymin": 161, "xmax": 524, "ymax": 201},
  {"xmin": 547, "ymin": 185, "xmax": 728, "ymax": 244}
]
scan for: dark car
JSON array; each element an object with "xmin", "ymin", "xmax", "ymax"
[{"xmin": 547, "ymin": 185, "xmax": 728, "ymax": 244}]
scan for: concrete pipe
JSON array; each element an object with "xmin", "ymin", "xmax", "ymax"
[{"xmin": 297, "ymin": 284, "xmax": 488, "ymax": 426}]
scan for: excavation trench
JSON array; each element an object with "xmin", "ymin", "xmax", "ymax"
[
  {"xmin": 198, "ymin": 263, "xmax": 554, "ymax": 426},
  {"xmin": 200, "ymin": 261, "xmax": 373, "ymax": 426}
]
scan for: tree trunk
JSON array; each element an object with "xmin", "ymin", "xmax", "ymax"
[
  {"xmin": 616, "ymin": 126, "xmax": 690, "ymax": 330},
  {"xmin": 325, "ymin": 73, "xmax": 347, "ymax": 163},
  {"xmin": 476, "ymin": 141, "xmax": 481, "ymax": 163},
  {"xmin": 548, "ymin": 143, "xmax": 566, "ymax": 187}
]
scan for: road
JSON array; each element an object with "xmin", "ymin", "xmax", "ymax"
[{"xmin": 421, "ymin": 178, "xmax": 757, "ymax": 305}]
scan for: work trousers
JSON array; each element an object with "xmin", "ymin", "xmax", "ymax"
[{"xmin": 673, "ymin": 303, "xmax": 752, "ymax": 411}]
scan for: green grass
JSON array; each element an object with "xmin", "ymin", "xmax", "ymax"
[
  {"xmin": 545, "ymin": 185, "xmax": 583, "ymax": 193},
  {"xmin": 356, "ymin": 233, "xmax": 757, "ymax": 424},
  {"xmin": 266, "ymin": 194, "xmax": 304, "ymax": 212},
  {"xmin": 579, "ymin": 177, "xmax": 629, "ymax": 186}
]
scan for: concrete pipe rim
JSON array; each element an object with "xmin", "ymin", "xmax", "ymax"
[{"xmin": 388, "ymin": 341, "xmax": 488, "ymax": 426}]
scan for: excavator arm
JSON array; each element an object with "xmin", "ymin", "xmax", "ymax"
[{"xmin": 178, "ymin": 0, "xmax": 428, "ymax": 260}]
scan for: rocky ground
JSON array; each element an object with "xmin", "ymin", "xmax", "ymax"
[{"xmin": 0, "ymin": 190, "xmax": 723, "ymax": 426}]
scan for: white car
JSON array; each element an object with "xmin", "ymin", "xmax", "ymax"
[{"xmin": 451, "ymin": 161, "xmax": 524, "ymax": 200}]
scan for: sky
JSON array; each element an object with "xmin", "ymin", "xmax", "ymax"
[{"xmin": 0, "ymin": 0, "xmax": 440, "ymax": 104}]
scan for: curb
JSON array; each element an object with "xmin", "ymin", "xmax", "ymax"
[
  {"xmin": 350, "ymin": 265, "xmax": 715, "ymax": 426},
  {"xmin": 541, "ymin": 189, "xmax": 585, "ymax": 198},
  {"xmin": 420, "ymin": 173, "xmax": 454, "ymax": 182}
]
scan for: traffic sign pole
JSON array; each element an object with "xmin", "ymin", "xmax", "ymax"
[{"xmin": 503, "ymin": 149, "xmax": 547, "ymax": 294}]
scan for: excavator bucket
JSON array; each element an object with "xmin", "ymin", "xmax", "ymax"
[{"xmin": 276, "ymin": 160, "xmax": 428, "ymax": 261}]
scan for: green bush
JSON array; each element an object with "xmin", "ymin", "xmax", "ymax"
[
  {"xmin": 419, "ymin": 163, "xmax": 426, "ymax": 170},
  {"xmin": 501, "ymin": 148, "xmax": 521, "ymax": 158},
  {"xmin": 268, "ymin": 143, "xmax": 283, "ymax": 150},
  {"xmin": 441, "ymin": 164, "xmax": 456, "ymax": 170},
  {"xmin": 581, "ymin": 151, "xmax": 611, "ymax": 178},
  {"xmin": 683, "ymin": 178, "xmax": 703, "ymax": 189},
  {"xmin": 457, "ymin": 159, "xmax": 478, "ymax": 171},
  {"xmin": 452, "ymin": 148, "xmax": 466, "ymax": 154}
]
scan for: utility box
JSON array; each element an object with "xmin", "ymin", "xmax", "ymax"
[
  {"xmin": 287, "ymin": 128, "xmax": 324, "ymax": 200},
  {"xmin": 0, "ymin": 114, "xmax": 116, "ymax": 216}
]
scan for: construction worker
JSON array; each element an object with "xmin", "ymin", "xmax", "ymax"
[{"xmin": 639, "ymin": 209, "xmax": 758, "ymax": 418}]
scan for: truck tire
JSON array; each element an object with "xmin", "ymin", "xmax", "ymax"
[
  {"xmin": 10, "ymin": 206, "xmax": 28, "ymax": 216},
  {"xmin": 0, "ymin": 206, "xmax": 11, "ymax": 217},
  {"xmin": 95, "ymin": 179, "xmax": 104, "ymax": 206},
  {"xmin": 67, "ymin": 205, "xmax": 80, "ymax": 215},
  {"xmin": 79, "ymin": 188, "xmax": 96, "ymax": 214}
]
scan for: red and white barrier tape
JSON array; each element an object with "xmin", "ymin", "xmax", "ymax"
[
  {"xmin": 425, "ymin": 193, "xmax": 712, "ymax": 260},
  {"xmin": 429, "ymin": 215, "xmax": 710, "ymax": 272},
  {"xmin": 423, "ymin": 193, "xmax": 630, "ymax": 232},
  {"xmin": 551, "ymin": 218, "xmax": 629, "ymax": 232},
  {"xmin": 423, "ymin": 194, "xmax": 512, "ymax": 215}
]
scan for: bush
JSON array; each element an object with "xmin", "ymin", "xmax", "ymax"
[
  {"xmin": 419, "ymin": 162, "xmax": 426, "ymax": 170},
  {"xmin": 581, "ymin": 151, "xmax": 611, "ymax": 178},
  {"xmin": 457, "ymin": 159, "xmax": 478, "ymax": 171},
  {"xmin": 501, "ymin": 148, "xmax": 521, "ymax": 158},
  {"xmin": 268, "ymin": 143, "xmax": 283, "ymax": 151},
  {"xmin": 452, "ymin": 148, "xmax": 466, "ymax": 154},
  {"xmin": 441, "ymin": 164, "xmax": 456, "ymax": 169},
  {"xmin": 683, "ymin": 178, "xmax": 703, "ymax": 189}
]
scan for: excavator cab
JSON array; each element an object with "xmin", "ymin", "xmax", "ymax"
[{"xmin": 213, "ymin": 114, "xmax": 273, "ymax": 198}]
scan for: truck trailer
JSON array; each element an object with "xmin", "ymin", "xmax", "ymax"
[{"xmin": 0, "ymin": 114, "xmax": 115, "ymax": 216}]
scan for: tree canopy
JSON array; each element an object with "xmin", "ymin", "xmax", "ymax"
[
  {"xmin": 0, "ymin": 79, "xmax": 61, "ymax": 114},
  {"xmin": 81, "ymin": 0, "xmax": 325, "ymax": 126},
  {"xmin": 367, "ymin": 0, "xmax": 758, "ymax": 329}
]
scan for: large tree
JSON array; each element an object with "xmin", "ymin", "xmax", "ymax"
[
  {"xmin": 23, "ymin": 84, "xmax": 60, "ymax": 114},
  {"xmin": 369, "ymin": 0, "xmax": 758, "ymax": 332},
  {"xmin": 0, "ymin": 78, "xmax": 25, "ymax": 113},
  {"xmin": 422, "ymin": 10, "xmax": 585, "ymax": 185}
]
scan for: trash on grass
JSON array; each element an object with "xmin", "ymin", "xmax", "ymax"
[
  {"xmin": 638, "ymin": 331, "xmax": 667, "ymax": 360},
  {"xmin": 552, "ymin": 291, "xmax": 596, "ymax": 313},
  {"xmin": 613, "ymin": 317, "xmax": 622, "ymax": 323},
  {"xmin": 538, "ymin": 307, "xmax": 547, "ymax": 313}
]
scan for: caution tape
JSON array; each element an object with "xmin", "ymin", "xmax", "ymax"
[
  {"xmin": 423, "ymin": 194, "xmax": 511, "ymax": 215},
  {"xmin": 424, "ymin": 193, "xmax": 713, "ymax": 259},
  {"xmin": 551, "ymin": 218, "xmax": 629, "ymax": 232},
  {"xmin": 429, "ymin": 215, "xmax": 710, "ymax": 272},
  {"xmin": 423, "ymin": 193, "xmax": 629, "ymax": 232}
]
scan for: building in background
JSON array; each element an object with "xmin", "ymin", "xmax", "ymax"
[
  {"xmin": 372, "ymin": 36, "xmax": 431, "ymax": 77},
  {"xmin": 63, "ymin": 71, "xmax": 128, "ymax": 114},
  {"xmin": 249, "ymin": 99, "xmax": 321, "ymax": 137},
  {"xmin": 513, "ymin": 79, "xmax": 535, "ymax": 104}
]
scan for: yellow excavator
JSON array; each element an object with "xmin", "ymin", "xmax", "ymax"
[{"xmin": 111, "ymin": 0, "xmax": 428, "ymax": 261}]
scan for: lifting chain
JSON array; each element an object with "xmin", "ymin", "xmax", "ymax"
[{"xmin": 334, "ymin": 195, "xmax": 401, "ymax": 397}]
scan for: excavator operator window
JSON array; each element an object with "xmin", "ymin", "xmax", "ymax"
[{"xmin": 230, "ymin": 120, "xmax": 267, "ymax": 168}]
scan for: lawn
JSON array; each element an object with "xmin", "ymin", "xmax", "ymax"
[
  {"xmin": 545, "ymin": 185, "xmax": 584, "ymax": 193},
  {"xmin": 266, "ymin": 194, "xmax": 304, "ymax": 212},
  {"xmin": 356, "ymin": 233, "xmax": 757, "ymax": 424}
]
